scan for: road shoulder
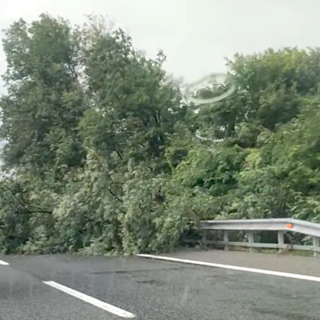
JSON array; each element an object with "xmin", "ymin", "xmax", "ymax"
[{"xmin": 154, "ymin": 249, "xmax": 320, "ymax": 277}]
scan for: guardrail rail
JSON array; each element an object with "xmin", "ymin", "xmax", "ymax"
[{"xmin": 188, "ymin": 218, "xmax": 320, "ymax": 257}]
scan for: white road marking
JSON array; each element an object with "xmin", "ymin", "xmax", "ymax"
[
  {"xmin": 0, "ymin": 260, "xmax": 9, "ymax": 266},
  {"xmin": 137, "ymin": 254, "xmax": 320, "ymax": 283},
  {"xmin": 43, "ymin": 281, "xmax": 135, "ymax": 318}
]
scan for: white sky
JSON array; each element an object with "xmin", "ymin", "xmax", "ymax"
[{"xmin": 0, "ymin": 0, "xmax": 319, "ymax": 88}]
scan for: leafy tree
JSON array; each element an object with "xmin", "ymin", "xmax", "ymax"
[
  {"xmin": 1, "ymin": 14, "xmax": 320, "ymax": 255},
  {"xmin": 0, "ymin": 14, "xmax": 87, "ymax": 177},
  {"xmin": 79, "ymin": 20, "xmax": 186, "ymax": 172}
]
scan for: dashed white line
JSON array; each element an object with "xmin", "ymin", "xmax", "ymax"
[
  {"xmin": 43, "ymin": 281, "xmax": 135, "ymax": 318},
  {"xmin": 137, "ymin": 254, "xmax": 320, "ymax": 283},
  {"xmin": 0, "ymin": 260, "xmax": 9, "ymax": 266}
]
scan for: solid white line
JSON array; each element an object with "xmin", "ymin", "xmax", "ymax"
[
  {"xmin": 0, "ymin": 260, "xmax": 9, "ymax": 266},
  {"xmin": 137, "ymin": 254, "xmax": 320, "ymax": 283},
  {"xmin": 43, "ymin": 281, "xmax": 135, "ymax": 318}
]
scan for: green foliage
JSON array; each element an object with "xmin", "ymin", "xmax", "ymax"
[
  {"xmin": 1, "ymin": 14, "xmax": 320, "ymax": 255},
  {"xmin": 0, "ymin": 14, "xmax": 87, "ymax": 176},
  {"xmin": 174, "ymin": 144, "xmax": 246, "ymax": 196}
]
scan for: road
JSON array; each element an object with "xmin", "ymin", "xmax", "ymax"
[{"xmin": 1, "ymin": 251, "xmax": 320, "ymax": 320}]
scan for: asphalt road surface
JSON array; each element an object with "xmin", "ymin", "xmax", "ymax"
[{"xmin": 1, "ymin": 252, "xmax": 320, "ymax": 320}]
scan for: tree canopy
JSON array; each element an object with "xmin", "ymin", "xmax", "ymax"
[{"xmin": 1, "ymin": 14, "xmax": 320, "ymax": 255}]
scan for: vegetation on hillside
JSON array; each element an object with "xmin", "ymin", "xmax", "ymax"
[{"xmin": 1, "ymin": 14, "xmax": 320, "ymax": 255}]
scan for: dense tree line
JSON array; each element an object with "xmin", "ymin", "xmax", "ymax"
[{"xmin": 0, "ymin": 14, "xmax": 320, "ymax": 255}]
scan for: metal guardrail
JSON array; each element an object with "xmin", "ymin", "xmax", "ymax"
[{"xmin": 189, "ymin": 218, "xmax": 320, "ymax": 257}]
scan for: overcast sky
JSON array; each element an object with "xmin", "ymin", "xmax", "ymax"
[{"xmin": 1, "ymin": 0, "xmax": 319, "ymax": 88}]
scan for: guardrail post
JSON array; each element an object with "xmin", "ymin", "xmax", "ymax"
[
  {"xmin": 224, "ymin": 231, "xmax": 229, "ymax": 251},
  {"xmin": 246, "ymin": 231, "xmax": 254, "ymax": 252},
  {"xmin": 202, "ymin": 230, "xmax": 207, "ymax": 248},
  {"xmin": 277, "ymin": 231, "xmax": 284, "ymax": 253},
  {"xmin": 312, "ymin": 236, "xmax": 319, "ymax": 258}
]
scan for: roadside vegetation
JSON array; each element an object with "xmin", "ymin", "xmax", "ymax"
[{"xmin": 1, "ymin": 14, "xmax": 320, "ymax": 255}]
